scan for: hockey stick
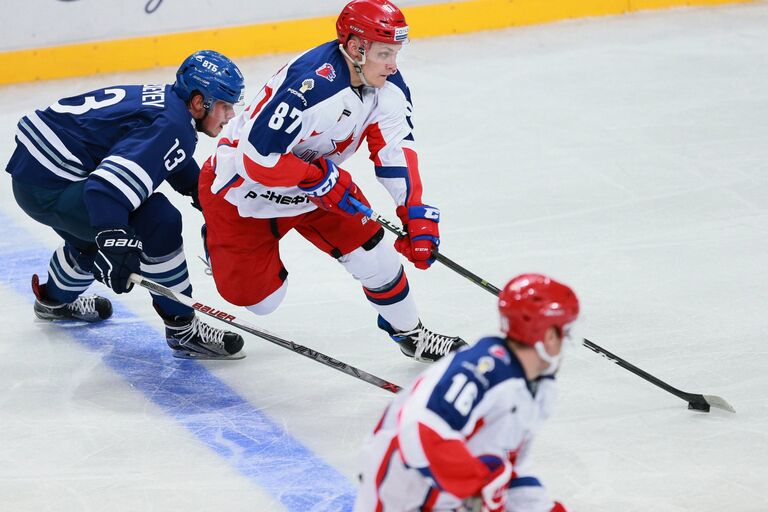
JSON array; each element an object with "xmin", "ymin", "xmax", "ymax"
[
  {"xmin": 348, "ymin": 198, "xmax": 734, "ymax": 413},
  {"xmin": 128, "ymin": 273, "xmax": 402, "ymax": 394}
]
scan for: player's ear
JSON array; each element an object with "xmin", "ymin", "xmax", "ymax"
[
  {"xmin": 188, "ymin": 92, "xmax": 206, "ymax": 119},
  {"xmin": 346, "ymin": 37, "xmax": 362, "ymax": 57},
  {"xmin": 543, "ymin": 326, "xmax": 563, "ymax": 352}
]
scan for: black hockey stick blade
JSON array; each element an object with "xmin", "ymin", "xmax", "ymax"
[
  {"xmin": 582, "ymin": 338, "xmax": 735, "ymax": 413},
  {"xmin": 687, "ymin": 394, "xmax": 736, "ymax": 413},
  {"xmin": 129, "ymin": 274, "xmax": 403, "ymax": 394}
]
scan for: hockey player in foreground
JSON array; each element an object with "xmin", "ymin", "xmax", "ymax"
[
  {"xmin": 198, "ymin": 0, "xmax": 466, "ymax": 362},
  {"xmin": 5, "ymin": 50, "xmax": 246, "ymax": 360},
  {"xmin": 354, "ymin": 273, "xmax": 580, "ymax": 512}
]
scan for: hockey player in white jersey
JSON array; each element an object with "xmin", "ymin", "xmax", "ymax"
[
  {"xmin": 354, "ymin": 273, "xmax": 580, "ymax": 512},
  {"xmin": 198, "ymin": 0, "xmax": 466, "ymax": 361}
]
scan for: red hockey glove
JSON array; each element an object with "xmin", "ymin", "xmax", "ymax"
[
  {"xmin": 299, "ymin": 158, "xmax": 365, "ymax": 216},
  {"xmin": 477, "ymin": 455, "xmax": 513, "ymax": 512},
  {"xmin": 550, "ymin": 501, "xmax": 568, "ymax": 512},
  {"xmin": 394, "ymin": 204, "xmax": 440, "ymax": 269}
]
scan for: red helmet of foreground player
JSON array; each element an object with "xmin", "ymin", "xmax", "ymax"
[
  {"xmin": 336, "ymin": 0, "xmax": 410, "ymax": 45},
  {"xmin": 498, "ymin": 273, "xmax": 580, "ymax": 346}
]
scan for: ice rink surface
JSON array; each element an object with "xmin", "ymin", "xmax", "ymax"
[{"xmin": 1, "ymin": 3, "xmax": 767, "ymax": 511}]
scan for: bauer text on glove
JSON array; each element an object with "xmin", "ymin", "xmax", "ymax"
[{"xmin": 93, "ymin": 228, "xmax": 142, "ymax": 294}]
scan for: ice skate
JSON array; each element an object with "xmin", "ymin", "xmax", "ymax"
[
  {"xmin": 164, "ymin": 313, "xmax": 245, "ymax": 360},
  {"xmin": 32, "ymin": 274, "xmax": 112, "ymax": 323},
  {"xmin": 379, "ymin": 316, "xmax": 467, "ymax": 362}
]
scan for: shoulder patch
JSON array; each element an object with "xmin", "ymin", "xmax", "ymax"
[
  {"xmin": 316, "ymin": 63, "xmax": 337, "ymax": 82},
  {"xmin": 489, "ymin": 344, "xmax": 511, "ymax": 364}
]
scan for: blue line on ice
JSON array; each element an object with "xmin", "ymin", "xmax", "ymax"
[{"xmin": 0, "ymin": 211, "xmax": 354, "ymax": 512}]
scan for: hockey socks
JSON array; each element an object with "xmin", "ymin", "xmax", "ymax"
[{"xmin": 362, "ymin": 266, "xmax": 419, "ymax": 332}]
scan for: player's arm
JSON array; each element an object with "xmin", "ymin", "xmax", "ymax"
[
  {"xmin": 506, "ymin": 441, "xmax": 567, "ymax": 512},
  {"xmin": 398, "ymin": 367, "xmax": 512, "ymax": 508},
  {"xmin": 501, "ymin": 377, "xmax": 564, "ymax": 512},
  {"xmin": 84, "ymin": 118, "xmax": 194, "ymax": 293},
  {"xmin": 237, "ymin": 88, "xmax": 322, "ymax": 188},
  {"xmin": 166, "ymin": 158, "xmax": 202, "ymax": 211},
  {"xmin": 367, "ymin": 85, "xmax": 439, "ymax": 269},
  {"xmin": 240, "ymin": 88, "xmax": 366, "ymax": 215},
  {"xmin": 84, "ymin": 116, "xmax": 195, "ymax": 223}
]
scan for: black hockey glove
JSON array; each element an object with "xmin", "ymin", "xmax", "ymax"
[
  {"xmin": 93, "ymin": 228, "xmax": 142, "ymax": 294},
  {"xmin": 176, "ymin": 182, "xmax": 202, "ymax": 212},
  {"xmin": 187, "ymin": 186, "xmax": 202, "ymax": 212}
]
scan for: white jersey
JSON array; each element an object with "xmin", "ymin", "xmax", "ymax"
[
  {"xmin": 207, "ymin": 41, "xmax": 423, "ymax": 219},
  {"xmin": 354, "ymin": 336, "xmax": 560, "ymax": 512}
]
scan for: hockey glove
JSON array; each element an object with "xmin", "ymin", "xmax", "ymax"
[
  {"xmin": 93, "ymin": 228, "xmax": 142, "ymax": 294},
  {"xmin": 477, "ymin": 455, "xmax": 513, "ymax": 512},
  {"xmin": 299, "ymin": 158, "xmax": 365, "ymax": 216},
  {"xmin": 188, "ymin": 186, "xmax": 202, "ymax": 212},
  {"xmin": 394, "ymin": 204, "xmax": 440, "ymax": 269}
]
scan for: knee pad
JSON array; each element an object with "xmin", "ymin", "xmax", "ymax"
[
  {"xmin": 338, "ymin": 240, "xmax": 402, "ymax": 289},
  {"xmin": 245, "ymin": 281, "xmax": 288, "ymax": 315}
]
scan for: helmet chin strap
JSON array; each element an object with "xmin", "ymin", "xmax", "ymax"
[
  {"xmin": 339, "ymin": 43, "xmax": 370, "ymax": 87},
  {"xmin": 194, "ymin": 100, "xmax": 212, "ymax": 132},
  {"xmin": 534, "ymin": 341, "xmax": 562, "ymax": 375}
]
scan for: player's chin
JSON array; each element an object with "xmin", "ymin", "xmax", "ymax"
[
  {"xmin": 204, "ymin": 124, "xmax": 224, "ymax": 137},
  {"xmin": 371, "ymin": 76, "xmax": 388, "ymax": 88}
]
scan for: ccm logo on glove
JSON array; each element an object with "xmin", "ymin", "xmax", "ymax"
[{"xmin": 420, "ymin": 207, "xmax": 440, "ymax": 221}]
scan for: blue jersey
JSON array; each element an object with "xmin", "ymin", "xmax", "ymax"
[{"xmin": 7, "ymin": 84, "xmax": 199, "ymax": 226}]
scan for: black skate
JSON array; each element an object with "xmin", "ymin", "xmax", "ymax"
[
  {"xmin": 164, "ymin": 313, "xmax": 245, "ymax": 360},
  {"xmin": 379, "ymin": 316, "xmax": 467, "ymax": 363},
  {"xmin": 32, "ymin": 274, "xmax": 113, "ymax": 323}
]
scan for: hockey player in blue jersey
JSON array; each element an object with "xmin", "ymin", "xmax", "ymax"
[{"xmin": 5, "ymin": 50, "xmax": 246, "ymax": 360}]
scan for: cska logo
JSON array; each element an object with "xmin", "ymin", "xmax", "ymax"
[
  {"xmin": 489, "ymin": 344, "xmax": 510, "ymax": 364},
  {"xmin": 316, "ymin": 63, "xmax": 337, "ymax": 82}
]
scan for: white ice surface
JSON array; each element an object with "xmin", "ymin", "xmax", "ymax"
[{"xmin": 1, "ymin": 3, "xmax": 767, "ymax": 511}]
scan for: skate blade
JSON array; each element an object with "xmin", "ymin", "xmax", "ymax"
[
  {"xmin": 34, "ymin": 314, "xmax": 100, "ymax": 324},
  {"xmin": 171, "ymin": 350, "xmax": 246, "ymax": 361}
]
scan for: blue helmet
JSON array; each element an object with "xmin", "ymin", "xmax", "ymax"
[{"xmin": 172, "ymin": 50, "xmax": 245, "ymax": 110}]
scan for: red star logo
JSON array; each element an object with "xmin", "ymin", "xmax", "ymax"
[
  {"xmin": 298, "ymin": 130, "xmax": 323, "ymax": 144},
  {"xmin": 324, "ymin": 131, "xmax": 355, "ymax": 157}
]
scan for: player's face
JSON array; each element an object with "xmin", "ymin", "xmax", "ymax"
[
  {"xmin": 200, "ymin": 100, "xmax": 236, "ymax": 137},
  {"xmin": 362, "ymin": 42, "xmax": 403, "ymax": 87},
  {"xmin": 543, "ymin": 327, "xmax": 565, "ymax": 359}
]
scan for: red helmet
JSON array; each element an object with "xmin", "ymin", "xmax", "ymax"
[
  {"xmin": 336, "ymin": 0, "xmax": 409, "ymax": 45},
  {"xmin": 498, "ymin": 273, "xmax": 580, "ymax": 346}
]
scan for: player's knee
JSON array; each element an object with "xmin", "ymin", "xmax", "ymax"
[
  {"xmin": 134, "ymin": 193, "xmax": 183, "ymax": 242},
  {"xmin": 243, "ymin": 282, "xmax": 288, "ymax": 315},
  {"xmin": 155, "ymin": 201, "xmax": 183, "ymax": 235},
  {"xmin": 339, "ymin": 240, "xmax": 402, "ymax": 288}
]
